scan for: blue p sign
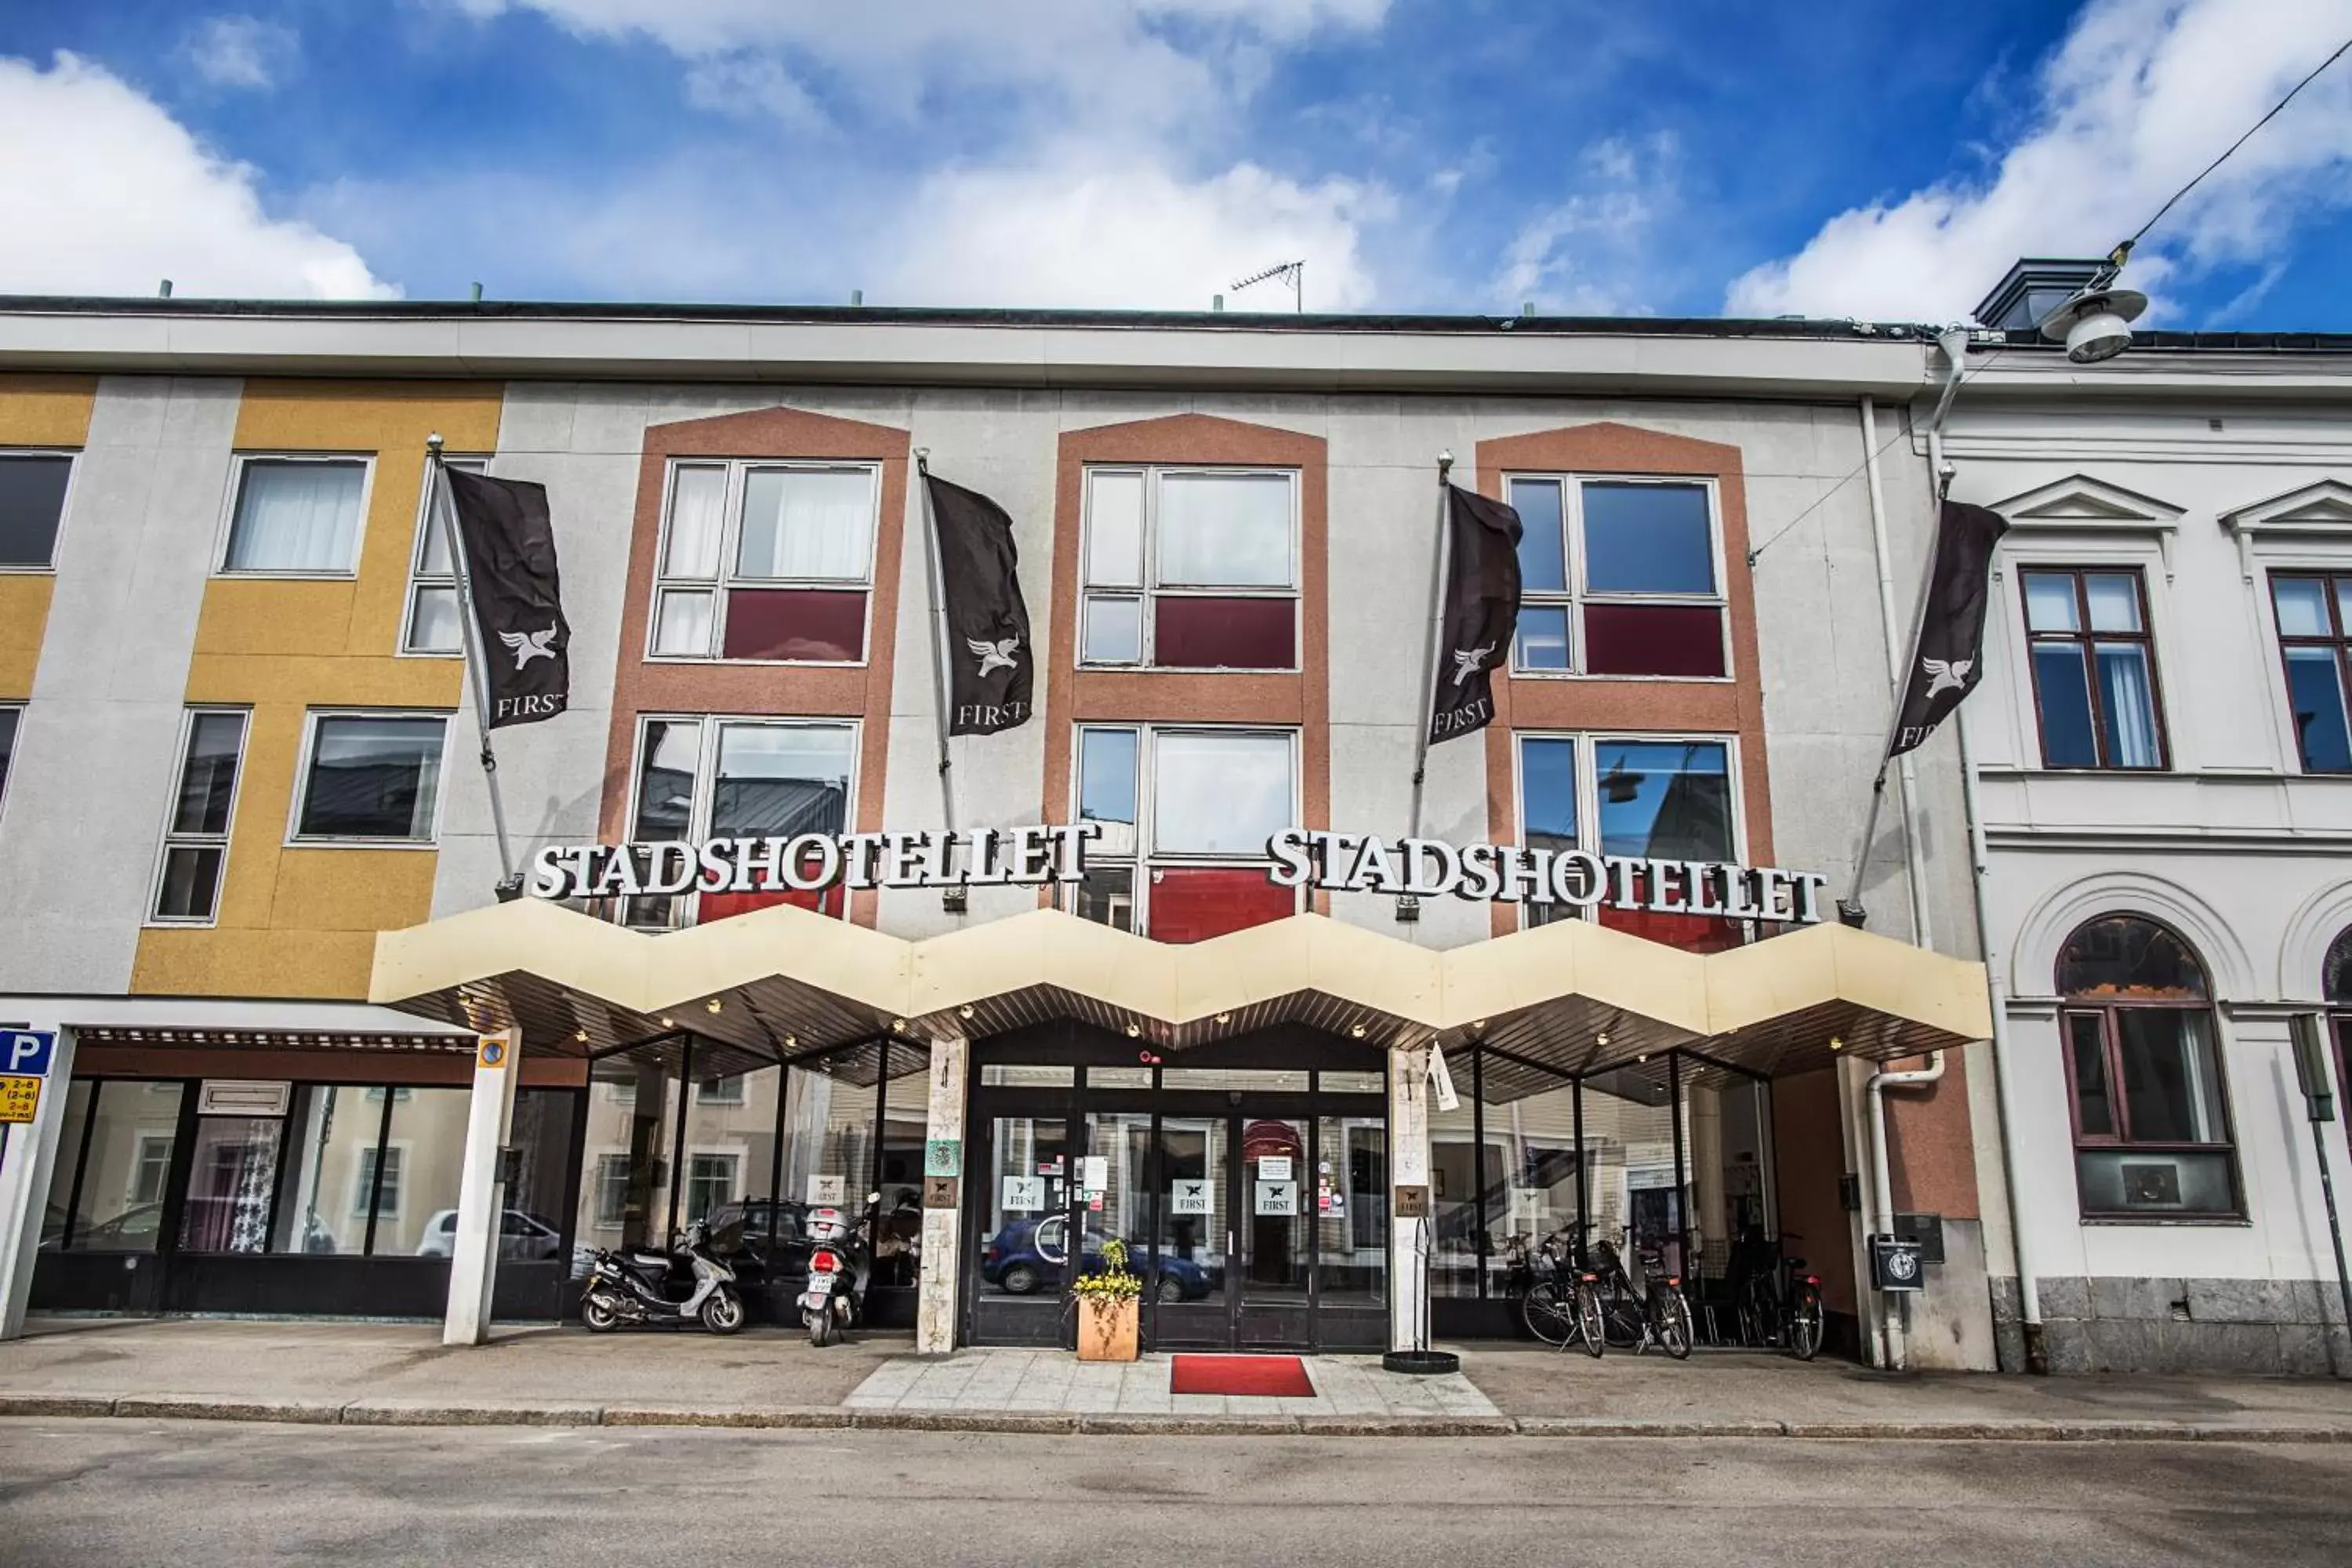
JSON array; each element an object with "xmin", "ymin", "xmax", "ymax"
[{"xmin": 2, "ymin": 1030, "xmax": 56, "ymax": 1078}]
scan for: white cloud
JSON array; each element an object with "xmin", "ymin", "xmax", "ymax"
[
  {"xmin": 1491, "ymin": 134, "xmax": 1675, "ymax": 315},
  {"xmin": 0, "ymin": 53, "xmax": 394, "ymax": 299},
  {"xmin": 1726, "ymin": 0, "xmax": 2352, "ymax": 323},
  {"xmin": 683, "ymin": 53, "xmax": 828, "ymax": 132},
  {"xmin": 183, "ymin": 15, "xmax": 299, "ymax": 92},
  {"xmin": 876, "ymin": 153, "xmax": 1392, "ymax": 310}
]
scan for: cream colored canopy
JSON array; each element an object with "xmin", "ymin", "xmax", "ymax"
[{"xmin": 371, "ymin": 902, "xmax": 1990, "ymax": 1083}]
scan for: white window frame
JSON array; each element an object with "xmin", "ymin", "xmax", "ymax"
[
  {"xmin": 684, "ymin": 1148, "xmax": 743, "ymax": 1225},
  {"xmin": 1510, "ymin": 729, "xmax": 1748, "ymax": 931},
  {"xmin": 285, "ymin": 708, "xmax": 452, "ymax": 848},
  {"xmin": 145, "ymin": 706, "xmax": 252, "ymax": 928},
  {"xmin": 590, "ymin": 1150, "xmax": 632, "ymax": 1229},
  {"xmin": 0, "ymin": 702, "xmax": 20, "ymax": 830},
  {"xmin": 398, "ymin": 454, "xmax": 488, "ymax": 657},
  {"xmin": 355, "ymin": 1141, "xmax": 408, "ymax": 1221},
  {"xmin": 0, "ymin": 447, "xmax": 79, "ymax": 574},
  {"xmin": 129, "ymin": 1132, "xmax": 175, "ymax": 1208},
  {"xmin": 696, "ymin": 1075, "xmax": 747, "ymax": 1106},
  {"xmin": 1503, "ymin": 472, "xmax": 1730, "ymax": 681},
  {"xmin": 1991, "ymin": 534, "xmax": 2177, "ymax": 774},
  {"xmin": 645, "ymin": 458, "xmax": 882, "ymax": 666},
  {"xmin": 618, "ymin": 713, "xmax": 863, "ymax": 929},
  {"xmin": 214, "ymin": 452, "xmax": 378, "ymax": 580},
  {"xmin": 1063, "ymin": 721, "xmax": 1302, "ymax": 936},
  {"xmin": 1079, "ymin": 464, "xmax": 1302, "ymax": 672}
]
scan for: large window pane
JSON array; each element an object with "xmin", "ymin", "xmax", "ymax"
[
  {"xmin": 663, "ymin": 465, "xmax": 728, "ymax": 579},
  {"xmin": 737, "ymin": 468, "xmax": 873, "ymax": 581},
  {"xmin": 0, "ymin": 708, "xmax": 16, "ymax": 800},
  {"xmin": 710, "ymin": 724, "xmax": 852, "ymax": 838},
  {"xmin": 0, "ymin": 453, "xmax": 72, "ymax": 568},
  {"xmin": 2074, "ymin": 1148, "xmax": 2237, "ymax": 1216},
  {"xmin": 652, "ymin": 588, "xmax": 716, "ymax": 655},
  {"xmin": 154, "ymin": 846, "xmax": 227, "ymax": 922},
  {"xmin": 2273, "ymin": 575, "xmax": 2333, "ymax": 637},
  {"xmin": 2084, "ymin": 572, "xmax": 2143, "ymax": 633},
  {"xmin": 2285, "ymin": 648, "xmax": 2352, "ymax": 772},
  {"xmin": 1514, "ymin": 604, "xmax": 1570, "ymax": 670},
  {"xmin": 720, "ymin": 587, "xmax": 866, "ymax": 662},
  {"xmin": 2114, "ymin": 1009, "xmax": 2227, "ymax": 1145},
  {"xmin": 1594, "ymin": 740, "xmax": 1732, "ymax": 860},
  {"xmin": 1507, "ymin": 477, "xmax": 1566, "ymax": 593},
  {"xmin": 2067, "ymin": 1013, "xmax": 2114, "ymax": 1138},
  {"xmin": 2032, "ymin": 644, "xmax": 2100, "ymax": 767},
  {"xmin": 577, "ymin": 1058, "xmax": 677, "ymax": 1254},
  {"xmin": 1077, "ymin": 728, "xmax": 1138, "ymax": 836},
  {"xmin": 1157, "ymin": 472, "xmax": 1292, "ymax": 587},
  {"xmin": 1428, "ymin": 1091, "xmax": 1479, "ymax": 1298},
  {"xmin": 180, "ymin": 1116, "xmax": 284, "ymax": 1253},
  {"xmin": 270, "ymin": 1086, "xmax": 377, "ymax": 1254},
  {"xmin": 1483, "ymin": 1078, "xmax": 1583, "ymax": 1293},
  {"xmin": 2023, "ymin": 572, "xmax": 2081, "ymax": 632},
  {"xmin": 1085, "ymin": 471, "xmax": 1144, "ymax": 587},
  {"xmin": 2095, "ymin": 644, "xmax": 2161, "ymax": 767},
  {"xmin": 1152, "ymin": 596, "xmax": 1294, "ymax": 669},
  {"xmin": 631, "ymin": 720, "xmax": 703, "ymax": 840},
  {"xmin": 298, "ymin": 716, "xmax": 445, "ymax": 840},
  {"xmin": 1316, "ymin": 1114, "xmax": 1386, "ymax": 1307},
  {"xmin": 1519, "ymin": 736, "xmax": 1577, "ymax": 929},
  {"xmin": 1581, "ymin": 483, "xmax": 1714, "ymax": 594},
  {"xmin": 1082, "ymin": 594, "xmax": 1142, "ymax": 663},
  {"xmin": 781, "ymin": 1062, "xmax": 873, "ymax": 1214},
  {"xmin": 408, "ymin": 585, "xmax": 462, "ymax": 654},
  {"xmin": 681, "ymin": 1065, "xmax": 779, "ymax": 1234},
  {"xmin": 875, "ymin": 1069, "xmax": 930, "ymax": 1289},
  {"xmin": 63, "ymin": 1081, "xmax": 185, "ymax": 1252},
  {"xmin": 373, "ymin": 1088, "xmax": 470, "ymax": 1254},
  {"xmin": 223, "ymin": 459, "xmax": 365, "ymax": 574},
  {"xmin": 172, "ymin": 713, "xmax": 245, "ymax": 835},
  {"xmin": 505, "ymin": 1088, "xmax": 579, "ymax": 1265},
  {"xmin": 1583, "ymin": 603, "xmax": 1726, "ymax": 677},
  {"xmin": 1152, "ymin": 732, "xmax": 1291, "ymax": 855}
]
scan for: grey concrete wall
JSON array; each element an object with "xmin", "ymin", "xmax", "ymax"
[
  {"xmin": 2034, "ymin": 1273, "xmax": 2350, "ymax": 1377},
  {"xmin": 0, "ymin": 378, "xmax": 240, "ymax": 991}
]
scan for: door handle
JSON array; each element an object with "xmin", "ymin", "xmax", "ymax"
[{"xmin": 1227, "ymin": 1229, "xmax": 1235, "ymax": 1255}]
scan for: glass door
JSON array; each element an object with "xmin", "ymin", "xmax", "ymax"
[
  {"xmin": 1236, "ymin": 1115, "xmax": 1311, "ymax": 1348},
  {"xmin": 971, "ymin": 1112, "xmax": 1071, "ymax": 1346},
  {"xmin": 1151, "ymin": 1116, "xmax": 1230, "ymax": 1348}
]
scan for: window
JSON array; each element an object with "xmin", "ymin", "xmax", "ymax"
[
  {"xmin": 0, "ymin": 452, "xmax": 73, "ymax": 568},
  {"xmin": 648, "ymin": 460, "xmax": 878, "ymax": 662},
  {"xmin": 151, "ymin": 710, "xmax": 248, "ymax": 924},
  {"xmin": 1507, "ymin": 475, "xmax": 1726, "ymax": 678},
  {"xmin": 2058, "ymin": 915, "xmax": 2238, "ymax": 1220},
  {"xmin": 0, "ymin": 705, "xmax": 17, "ymax": 816},
  {"xmin": 43, "ymin": 1081, "xmax": 187, "ymax": 1253},
  {"xmin": 2020, "ymin": 568, "xmax": 2165, "ymax": 769},
  {"xmin": 1515, "ymin": 733, "xmax": 1744, "ymax": 951},
  {"xmin": 698, "ymin": 1076, "xmax": 746, "ymax": 1106},
  {"xmin": 685, "ymin": 1152, "xmax": 741, "ymax": 1225},
  {"xmin": 354, "ymin": 1145, "xmax": 404, "ymax": 1220},
  {"xmin": 1069, "ymin": 724, "xmax": 1298, "ymax": 942},
  {"xmin": 401, "ymin": 456, "xmax": 486, "ymax": 655},
  {"xmin": 618, "ymin": 717, "xmax": 856, "ymax": 928},
  {"xmin": 292, "ymin": 713, "xmax": 448, "ymax": 843},
  {"xmin": 2325, "ymin": 928, "xmax": 2352, "ymax": 1158},
  {"xmin": 2268, "ymin": 572, "xmax": 2352, "ymax": 772},
  {"xmin": 1080, "ymin": 466, "xmax": 1298, "ymax": 670},
  {"xmin": 220, "ymin": 456, "xmax": 369, "ymax": 575},
  {"xmin": 592, "ymin": 1153, "xmax": 632, "ymax": 1229}
]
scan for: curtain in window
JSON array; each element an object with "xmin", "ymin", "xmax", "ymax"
[
  {"xmin": 737, "ymin": 470, "xmax": 873, "ymax": 580},
  {"xmin": 1157, "ymin": 473, "xmax": 1291, "ymax": 586},
  {"xmin": 664, "ymin": 466, "xmax": 728, "ymax": 579},
  {"xmin": 2096, "ymin": 644, "xmax": 2159, "ymax": 766},
  {"xmin": 225, "ymin": 462, "xmax": 365, "ymax": 572}
]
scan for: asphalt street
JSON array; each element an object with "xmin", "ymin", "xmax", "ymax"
[{"xmin": 1, "ymin": 1419, "xmax": 2347, "ymax": 1567}]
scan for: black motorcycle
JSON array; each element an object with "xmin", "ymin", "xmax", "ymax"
[
  {"xmin": 798, "ymin": 1196, "xmax": 877, "ymax": 1347},
  {"xmin": 581, "ymin": 1218, "xmax": 746, "ymax": 1335}
]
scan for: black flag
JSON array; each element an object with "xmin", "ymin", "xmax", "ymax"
[
  {"xmin": 1428, "ymin": 484, "xmax": 1523, "ymax": 745},
  {"xmin": 443, "ymin": 466, "xmax": 571, "ymax": 729},
  {"xmin": 1889, "ymin": 499, "xmax": 2009, "ymax": 757},
  {"xmin": 925, "ymin": 474, "xmax": 1034, "ymax": 735}
]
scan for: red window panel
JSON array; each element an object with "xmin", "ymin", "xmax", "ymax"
[
  {"xmin": 1599, "ymin": 903, "xmax": 1744, "ymax": 953},
  {"xmin": 696, "ymin": 884, "xmax": 844, "ymax": 924},
  {"xmin": 1145, "ymin": 867, "xmax": 1295, "ymax": 944},
  {"xmin": 1152, "ymin": 596, "xmax": 1295, "ymax": 670},
  {"xmin": 1582, "ymin": 604, "xmax": 1725, "ymax": 678},
  {"xmin": 720, "ymin": 589, "xmax": 867, "ymax": 662}
]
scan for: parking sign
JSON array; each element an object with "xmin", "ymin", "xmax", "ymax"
[{"xmin": 0, "ymin": 1031, "xmax": 56, "ymax": 1079}]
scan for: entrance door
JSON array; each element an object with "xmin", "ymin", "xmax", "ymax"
[
  {"xmin": 971, "ymin": 1112, "xmax": 1071, "ymax": 1346},
  {"xmin": 1150, "ymin": 1110, "xmax": 1318, "ymax": 1350}
]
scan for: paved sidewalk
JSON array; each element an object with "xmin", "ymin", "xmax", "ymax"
[
  {"xmin": 2, "ymin": 1316, "xmax": 2349, "ymax": 1440},
  {"xmin": 844, "ymin": 1349, "xmax": 1501, "ymax": 1420}
]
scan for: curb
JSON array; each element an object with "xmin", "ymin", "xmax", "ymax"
[{"xmin": 3, "ymin": 1394, "xmax": 2347, "ymax": 1443}]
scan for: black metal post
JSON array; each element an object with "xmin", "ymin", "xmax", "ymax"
[{"xmin": 1471, "ymin": 1045, "xmax": 1487, "ymax": 1299}]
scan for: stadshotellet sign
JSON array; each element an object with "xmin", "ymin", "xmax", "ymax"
[
  {"xmin": 530, "ymin": 821, "xmax": 1828, "ymax": 925},
  {"xmin": 1267, "ymin": 829, "xmax": 1832, "ymax": 924}
]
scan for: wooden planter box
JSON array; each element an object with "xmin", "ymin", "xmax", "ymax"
[{"xmin": 1076, "ymin": 1295, "xmax": 1139, "ymax": 1362}]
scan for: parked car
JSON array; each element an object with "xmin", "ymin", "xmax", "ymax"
[
  {"xmin": 700, "ymin": 1198, "xmax": 813, "ymax": 1288},
  {"xmin": 41, "ymin": 1200, "xmax": 340, "ymax": 1253},
  {"xmin": 982, "ymin": 1217, "xmax": 1214, "ymax": 1301},
  {"xmin": 415, "ymin": 1208, "xmax": 567, "ymax": 1261}
]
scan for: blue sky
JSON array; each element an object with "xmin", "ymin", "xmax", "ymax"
[{"xmin": 2, "ymin": 0, "xmax": 2348, "ymax": 327}]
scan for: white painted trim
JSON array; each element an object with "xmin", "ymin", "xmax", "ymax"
[
  {"xmin": 396, "ymin": 453, "xmax": 485, "ymax": 658},
  {"xmin": 1502, "ymin": 471, "xmax": 1732, "ymax": 679},
  {"xmin": 143, "ymin": 706, "xmax": 252, "ymax": 929},
  {"xmin": 645, "ymin": 456, "xmax": 881, "ymax": 667},
  {"xmin": 212, "ymin": 452, "xmax": 378, "ymax": 579},
  {"xmin": 285, "ymin": 707, "xmax": 454, "ymax": 848},
  {"xmin": 2005, "ymin": 870, "xmax": 2259, "ymax": 1003},
  {"xmin": 1076, "ymin": 463, "xmax": 1303, "ymax": 673}
]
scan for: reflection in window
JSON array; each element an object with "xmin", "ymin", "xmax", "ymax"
[
  {"xmin": 2058, "ymin": 915, "xmax": 2238, "ymax": 1219},
  {"xmin": 1507, "ymin": 474, "xmax": 1725, "ymax": 677},
  {"xmin": 2269, "ymin": 572, "xmax": 2352, "ymax": 773},
  {"xmin": 615, "ymin": 717, "xmax": 855, "ymax": 928},
  {"xmin": 651, "ymin": 461, "xmax": 879, "ymax": 662},
  {"xmin": 294, "ymin": 713, "xmax": 448, "ymax": 841},
  {"xmin": 1071, "ymin": 724, "xmax": 1298, "ymax": 942},
  {"xmin": 2022, "ymin": 568, "xmax": 2165, "ymax": 769},
  {"xmin": 43, "ymin": 1081, "xmax": 186, "ymax": 1253},
  {"xmin": 1080, "ymin": 466, "xmax": 1298, "ymax": 669},
  {"xmin": 0, "ymin": 452, "xmax": 73, "ymax": 568}
]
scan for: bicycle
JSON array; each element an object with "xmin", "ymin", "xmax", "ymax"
[
  {"xmin": 1733, "ymin": 1227, "xmax": 1825, "ymax": 1362},
  {"xmin": 1509, "ymin": 1227, "xmax": 1606, "ymax": 1354},
  {"xmin": 1586, "ymin": 1224, "xmax": 1693, "ymax": 1359}
]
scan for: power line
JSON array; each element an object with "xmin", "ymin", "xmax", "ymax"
[{"xmin": 2125, "ymin": 32, "xmax": 2352, "ymax": 253}]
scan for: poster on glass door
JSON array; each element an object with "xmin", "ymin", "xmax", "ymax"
[{"xmin": 1255, "ymin": 1181, "xmax": 1298, "ymax": 1217}]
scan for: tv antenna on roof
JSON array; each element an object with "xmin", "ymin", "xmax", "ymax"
[{"xmin": 1230, "ymin": 260, "xmax": 1305, "ymax": 312}]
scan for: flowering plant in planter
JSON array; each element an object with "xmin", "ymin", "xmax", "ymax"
[{"xmin": 1072, "ymin": 1237, "xmax": 1142, "ymax": 1362}]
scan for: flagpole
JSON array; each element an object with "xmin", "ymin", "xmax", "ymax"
[
  {"xmin": 1399, "ymin": 452, "xmax": 1454, "ymax": 924},
  {"xmin": 1838, "ymin": 483, "xmax": 1947, "ymax": 928},
  {"xmin": 426, "ymin": 434, "xmax": 523, "ymax": 902},
  {"xmin": 913, "ymin": 450, "xmax": 966, "ymax": 914}
]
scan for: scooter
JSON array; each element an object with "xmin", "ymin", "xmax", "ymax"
[
  {"xmin": 799, "ymin": 1194, "xmax": 877, "ymax": 1347},
  {"xmin": 581, "ymin": 1218, "xmax": 746, "ymax": 1335}
]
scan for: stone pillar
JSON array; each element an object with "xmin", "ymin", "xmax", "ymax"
[
  {"xmin": 914, "ymin": 1034, "xmax": 969, "ymax": 1356},
  {"xmin": 442, "ymin": 1030, "xmax": 520, "ymax": 1347},
  {"xmin": 1388, "ymin": 1041, "xmax": 1432, "ymax": 1352},
  {"xmin": 0, "ymin": 1022, "xmax": 74, "ymax": 1342}
]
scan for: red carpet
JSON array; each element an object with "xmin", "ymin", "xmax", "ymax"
[{"xmin": 1168, "ymin": 1355, "xmax": 1316, "ymax": 1398}]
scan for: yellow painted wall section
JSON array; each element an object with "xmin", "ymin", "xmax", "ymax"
[
  {"xmin": 134, "ymin": 381, "xmax": 502, "ymax": 1000},
  {"xmin": 0, "ymin": 376, "xmax": 96, "ymax": 698}
]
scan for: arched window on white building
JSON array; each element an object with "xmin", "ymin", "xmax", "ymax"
[
  {"xmin": 2323, "ymin": 927, "xmax": 2352, "ymax": 1156},
  {"xmin": 2058, "ymin": 914, "xmax": 2240, "ymax": 1221}
]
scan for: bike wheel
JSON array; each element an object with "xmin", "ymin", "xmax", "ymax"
[
  {"xmin": 582, "ymin": 1294, "xmax": 620, "ymax": 1334},
  {"xmin": 1789, "ymin": 1289, "xmax": 1824, "ymax": 1362},
  {"xmin": 1575, "ymin": 1280, "xmax": 1607, "ymax": 1359},
  {"xmin": 1520, "ymin": 1280, "xmax": 1577, "ymax": 1348},
  {"xmin": 1657, "ymin": 1293, "xmax": 1693, "ymax": 1361},
  {"xmin": 701, "ymin": 1290, "xmax": 746, "ymax": 1336},
  {"xmin": 807, "ymin": 1308, "xmax": 834, "ymax": 1348}
]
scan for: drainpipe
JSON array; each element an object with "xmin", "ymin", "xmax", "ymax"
[{"xmin": 1867, "ymin": 1051, "xmax": 1945, "ymax": 1370}]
